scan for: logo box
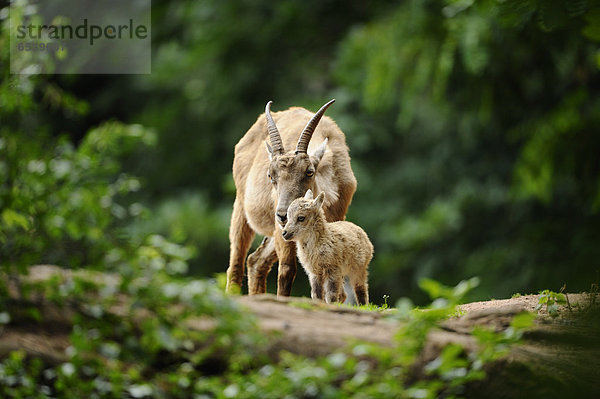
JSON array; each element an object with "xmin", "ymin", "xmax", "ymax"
[{"xmin": 10, "ymin": 0, "xmax": 151, "ymax": 74}]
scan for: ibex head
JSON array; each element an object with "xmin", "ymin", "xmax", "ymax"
[{"xmin": 265, "ymin": 99, "xmax": 334, "ymax": 228}]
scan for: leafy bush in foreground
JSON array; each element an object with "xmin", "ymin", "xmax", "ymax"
[{"xmin": 0, "ymin": 274, "xmax": 534, "ymax": 398}]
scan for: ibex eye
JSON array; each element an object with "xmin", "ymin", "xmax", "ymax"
[
  {"xmin": 297, "ymin": 216, "xmax": 305, "ymax": 222},
  {"xmin": 306, "ymin": 170, "xmax": 314, "ymax": 177}
]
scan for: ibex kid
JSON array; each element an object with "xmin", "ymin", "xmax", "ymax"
[{"xmin": 282, "ymin": 190, "xmax": 373, "ymax": 305}]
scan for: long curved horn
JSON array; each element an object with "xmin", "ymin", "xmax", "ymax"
[
  {"xmin": 295, "ymin": 99, "xmax": 335, "ymax": 154},
  {"xmin": 265, "ymin": 101, "xmax": 284, "ymax": 155}
]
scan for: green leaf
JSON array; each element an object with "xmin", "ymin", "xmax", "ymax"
[
  {"xmin": 510, "ymin": 312, "xmax": 535, "ymax": 330},
  {"xmin": 452, "ymin": 277, "xmax": 480, "ymax": 299},
  {"xmin": 26, "ymin": 307, "xmax": 42, "ymax": 322},
  {"xmin": 419, "ymin": 278, "xmax": 445, "ymax": 300},
  {"xmin": 2, "ymin": 209, "xmax": 31, "ymax": 231}
]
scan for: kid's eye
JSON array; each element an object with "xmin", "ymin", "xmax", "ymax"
[
  {"xmin": 306, "ymin": 170, "xmax": 314, "ymax": 177},
  {"xmin": 297, "ymin": 216, "xmax": 305, "ymax": 222}
]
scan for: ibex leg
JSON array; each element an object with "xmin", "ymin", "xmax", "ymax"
[
  {"xmin": 247, "ymin": 236, "xmax": 277, "ymax": 295},
  {"xmin": 226, "ymin": 198, "xmax": 255, "ymax": 293},
  {"xmin": 275, "ymin": 233, "xmax": 297, "ymax": 296},
  {"xmin": 324, "ymin": 275, "xmax": 343, "ymax": 304},
  {"xmin": 309, "ymin": 273, "xmax": 324, "ymax": 301}
]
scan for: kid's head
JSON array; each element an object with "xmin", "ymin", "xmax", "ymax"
[{"xmin": 281, "ymin": 189, "xmax": 325, "ymax": 241}]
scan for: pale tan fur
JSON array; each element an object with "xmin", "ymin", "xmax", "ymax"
[
  {"xmin": 227, "ymin": 105, "xmax": 357, "ymax": 296},
  {"xmin": 282, "ymin": 190, "xmax": 373, "ymax": 305}
]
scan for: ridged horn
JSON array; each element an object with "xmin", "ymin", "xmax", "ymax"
[
  {"xmin": 295, "ymin": 99, "xmax": 335, "ymax": 154},
  {"xmin": 265, "ymin": 101, "xmax": 284, "ymax": 155}
]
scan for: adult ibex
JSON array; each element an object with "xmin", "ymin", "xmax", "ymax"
[{"xmin": 226, "ymin": 99, "xmax": 357, "ymax": 296}]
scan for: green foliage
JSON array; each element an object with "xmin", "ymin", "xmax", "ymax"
[
  {"xmin": 0, "ymin": 3, "xmax": 158, "ymax": 278},
  {"xmin": 420, "ymin": 277, "xmax": 481, "ymax": 304},
  {"xmin": 0, "ymin": 120, "xmax": 155, "ymax": 274},
  {"xmin": 335, "ymin": 0, "xmax": 600, "ymax": 302},
  {"xmin": 1, "ymin": 261, "xmax": 265, "ymax": 398},
  {"xmin": 536, "ymin": 289, "xmax": 568, "ymax": 317},
  {"xmin": 400, "ymin": 279, "xmax": 534, "ymax": 399},
  {"xmin": 1, "ymin": 7, "xmax": 268, "ymax": 396},
  {"xmin": 126, "ymin": 192, "xmax": 230, "ymax": 276},
  {"xmin": 391, "ymin": 277, "xmax": 481, "ymax": 369},
  {"xmin": 1, "ymin": 275, "xmax": 533, "ymax": 398},
  {"xmin": 473, "ymin": 311, "xmax": 536, "ymax": 364},
  {"xmin": 0, "ymin": 351, "xmax": 48, "ymax": 399},
  {"xmin": 352, "ymin": 294, "xmax": 390, "ymax": 312}
]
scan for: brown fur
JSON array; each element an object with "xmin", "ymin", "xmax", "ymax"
[
  {"xmin": 282, "ymin": 190, "xmax": 373, "ymax": 305},
  {"xmin": 227, "ymin": 105, "xmax": 357, "ymax": 296}
]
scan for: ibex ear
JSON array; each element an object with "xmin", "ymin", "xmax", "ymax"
[
  {"xmin": 313, "ymin": 192, "xmax": 325, "ymax": 209},
  {"xmin": 265, "ymin": 141, "xmax": 274, "ymax": 161},
  {"xmin": 304, "ymin": 189, "xmax": 314, "ymax": 200},
  {"xmin": 310, "ymin": 138, "xmax": 328, "ymax": 164}
]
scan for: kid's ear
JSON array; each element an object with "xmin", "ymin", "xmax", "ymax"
[
  {"xmin": 313, "ymin": 192, "xmax": 325, "ymax": 209},
  {"xmin": 310, "ymin": 138, "xmax": 328, "ymax": 164},
  {"xmin": 304, "ymin": 189, "xmax": 314, "ymax": 200},
  {"xmin": 265, "ymin": 141, "xmax": 274, "ymax": 161}
]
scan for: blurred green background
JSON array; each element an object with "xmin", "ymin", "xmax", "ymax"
[{"xmin": 2, "ymin": 0, "xmax": 600, "ymax": 305}]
